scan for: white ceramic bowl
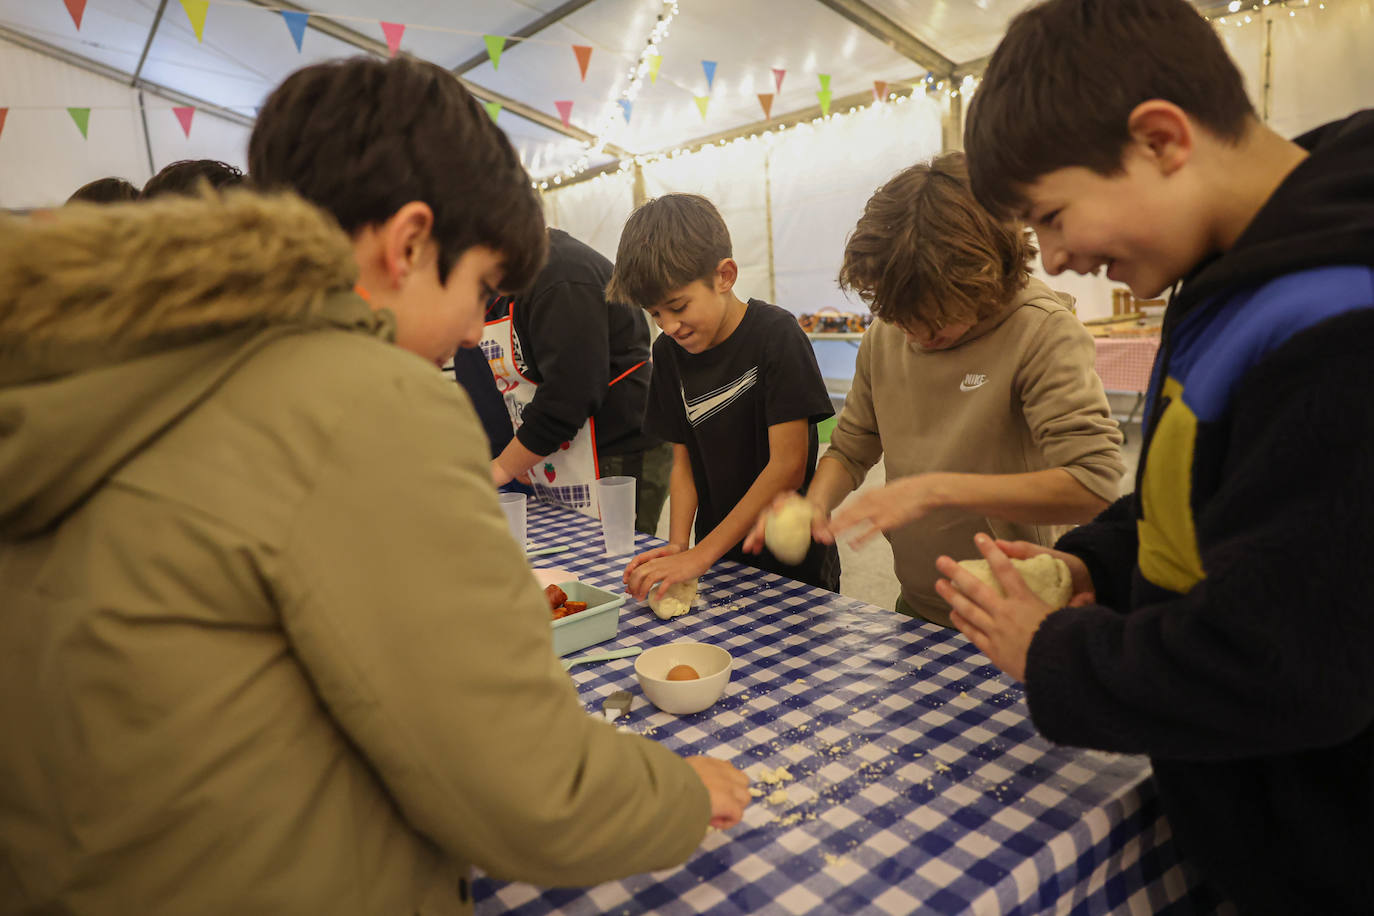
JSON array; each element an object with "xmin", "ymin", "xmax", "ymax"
[{"xmin": 634, "ymin": 642, "xmax": 732, "ymax": 715}]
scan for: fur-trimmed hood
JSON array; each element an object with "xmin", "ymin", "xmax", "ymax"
[{"xmin": 0, "ymin": 191, "xmax": 390, "ymax": 538}]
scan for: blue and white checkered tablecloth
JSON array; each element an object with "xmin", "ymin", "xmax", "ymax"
[{"xmin": 474, "ymin": 501, "xmax": 1223, "ymax": 915}]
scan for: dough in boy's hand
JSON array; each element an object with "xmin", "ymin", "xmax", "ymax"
[
  {"xmin": 955, "ymin": 554, "xmax": 1073, "ymax": 608},
  {"xmin": 764, "ymin": 495, "xmax": 815, "ymax": 565},
  {"xmin": 648, "ymin": 578, "xmax": 698, "ymax": 620}
]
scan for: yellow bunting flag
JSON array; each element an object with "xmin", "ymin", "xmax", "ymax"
[
  {"xmin": 68, "ymin": 107, "xmax": 90, "ymax": 139},
  {"xmin": 64, "ymin": 0, "xmax": 87, "ymax": 30},
  {"xmin": 179, "ymin": 0, "xmax": 208, "ymax": 42},
  {"xmin": 647, "ymin": 55, "xmax": 663, "ymax": 84},
  {"xmin": 484, "ymin": 35, "xmax": 505, "ymax": 70},
  {"xmin": 694, "ymin": 96, "xmax": 710, "ymax": 120},
  {"xmin": 757, "ymin": 93, "xmax": 774, "ymax": 119},
  {"xmin": 572, "ymin": 45, "xmax": 593, "ymax": 81}
]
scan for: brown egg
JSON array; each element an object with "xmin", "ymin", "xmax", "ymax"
[{"xmin": 665, "ymin": 664, "xmax": 700, "ymax": 681}]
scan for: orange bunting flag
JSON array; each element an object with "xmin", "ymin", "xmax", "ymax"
[
  {"xmin": 572, "ymin": 45, "xmax": 593, "ymax": 81},
  {"xmin": 380, "ymin": 22, "xmax": 405, "ymax": 58},
  {"xmin": 68, "ymin": 107, "xmax": 90, "ymax": 139},
  {"xmin": 554, "ymin": 100, "xmax": 574, "ymax": 128},
  {"xmin": 173, "ymin": 106, "xmax": 195, "ymax": 138},
  {"xmin": 757, "ymin": 93, "xmax": 774, "ymax": 120},
  {"xmin": 694, "ymin": 96, "xmax": 710, "ymax": 120},
  {"xmin": 0, "ymin": 109, "xmax": 8, "ymax": 143},
  {"xmin": 179, "ymin": 0, "xmax": 208, "ymax": 42},
  {"xmin": 873, "ymin": 81, "xmax": 888, "ymax": 102},
  {"xmin": 772, "ymin": 68, "xmax": 786, "ymax": 92},
  {"xmin": 64, "ymin": 0, "xmax": 88, "ymax": 30}
]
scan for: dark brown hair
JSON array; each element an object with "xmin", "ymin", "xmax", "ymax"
[
  {"xmin": 966, "ymin": 0, "xmax": 1254, "ymax": 218},
  {"xmin": 838, "ymin": 152, "xmax": 1036, "ymax": 333},
  {"xmin": 605, "ymin": 193, "xmax": 731, "ymax": 308},
  {"xmin": 249, "ymin": 56, "xmax": 546, "ymax": 291},
  {"xmin": 66, "ymin": 177, "xmax": 139, "ymax": 205},
  {"xmin": 141, "ymin": 159, "xmax": 245, "ymax": 199}
]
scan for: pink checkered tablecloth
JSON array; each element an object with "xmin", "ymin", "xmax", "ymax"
[{"xmin": 1093, "ymin": 336, "xmax": 1161, "ymax": 393}]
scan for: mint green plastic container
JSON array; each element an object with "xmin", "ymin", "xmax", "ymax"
[{"xmin": 550, "ymin": 581, "xmax": 625, "ymax": 657}]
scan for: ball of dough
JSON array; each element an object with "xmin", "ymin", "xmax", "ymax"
[
  {"xmin": 647, "ymin": 578, "xmax": 698, "ymax": 620},
  {"xmin": 955, "ymin": 554, "xmax": 1073, "ymax": 608},
  {"xmin": 764, "ymin": 495, "xmax": 815, "ymax": 565}
]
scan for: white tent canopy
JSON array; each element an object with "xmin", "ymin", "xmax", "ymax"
[{"xmin": 2, "ymin": 0, "xmax": 1371, "ymax": 356}]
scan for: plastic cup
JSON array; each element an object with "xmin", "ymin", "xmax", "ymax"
[
  {"xmin": 497, "ymin": 491, "xmax": 527, "ymax": 547},
  {"xmin": 596, "ymin": 476, "xmax": 636, "ymax": 557}
]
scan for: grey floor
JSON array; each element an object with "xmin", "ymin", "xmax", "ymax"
[{"xmin": 656, "ymin": 401, "xmax": 1143, "ymax": 612}]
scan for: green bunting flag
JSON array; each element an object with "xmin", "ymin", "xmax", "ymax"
[
  {"xmin": 484, "ymin": 35, "xmax": 506, "ymax": 70},
  {"xmin": 484, "ymin": 101, "xmax": 502, "ymax": 123},
  {"xmin": 68, "ymin": 107, "xmax": 90, "ymax": 138}
]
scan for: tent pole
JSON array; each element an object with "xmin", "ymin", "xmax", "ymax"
[
  {"xmin": 137, "ymin": 90, "xmax": 157, "ymax": 180},
  {"xmin": 131, "ymin": 0, "xmax": 170, "ymax": 87}
]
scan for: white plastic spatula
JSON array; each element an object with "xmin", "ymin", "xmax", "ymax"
[{"xmin": 561, "ymin": 647, "xmax": 643, "ymax": 671}]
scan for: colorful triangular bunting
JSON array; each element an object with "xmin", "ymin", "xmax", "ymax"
[
  {"xmin": 757, "ymin": 93, "xmax": 774, "ymax": 119},
  {"xmin": 483, "ymin": 101, "xmax": 501, "ymax": 123},
  {"xmin": 0, "ymin": 109, "xmax": 8, "ymax": 143},
  {"xmin": 554, "ymin": 100, "xmax": 574, "ymax": 128},
  {"xmin": 647, "ymin": 55, "xmax": 663, "ymax": 84},
  {"xmin": 64, "ymin": 0, "xmax": 87, "ymax": 30},
  {"xmin": 694, "ymin": 96, "xmax": 710, "ymax": 120},
  {"xmin": 179, "ymin": 0, "xmax": 208, "ymax": 42},
  {"xmin": 281, "ymin": 11, "xmax": 308, "ymax": 51},
  {"xmin": 173, "ymin": 106, "xmax": 195, "ymax": 137},
  {"xmin": 873, "ymin": 80, "xmax": 888, "ymax": 101},
  {"xmin": 701, "ymin": 60, "xmax": 716, "ymax": 91},
  {"xmin": 618, "ymin": 99, "xmax": 632, "ymax": 123},
  {"xmin": 818, "ymin": 73, "xmax": 831, "ymax": 93},
  {"xmin": 484, "ymin": 34, "xmax": 506, "ymax": 70},
  {"xmin": 380, "ymin": 22, "xmax": 405, "ymax": 58},
  {"xmin": 817, "ymin": 90, "xmax": 832, "ymax": 117},
  {"xmin": 68, "ymin": 107, "xmax": 90, "ymax": 139},
  {"xmin": 772, "ymin": 68, "xmax": 786, "ymax": 92},
  {"xmin": 572, "ymin": 45, "xmax": 593, "ymax": 81}
]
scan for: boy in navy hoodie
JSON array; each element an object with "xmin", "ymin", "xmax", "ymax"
[{"xmin": 942, "ymin": 0, "xmax": 1374, "ymax": 910}]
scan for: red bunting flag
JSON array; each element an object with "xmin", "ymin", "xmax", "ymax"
[
  {"xmin": 873, "ymin": 81, "xmax": 888, "ymax": 102},
  {"xmin": 554, "ymin": 100, "xmax": 574, "ymax": 128},
  {"xmin": 380, "ymin": 22, "xmax": 405, "ymax": 58},
  {"xmin": 0, "ymin": 109, "xmax": 8, "ymax": 143},
  {"xmin": 173, "ymin": 106, "xmax": 195, "ymax": 138},
  {"xmin": 772, "ymin": 68, "xmax": 786, "ymax": 92},
  {"xmin": 572, "ymin": 45, "xmax": 593, "ymax": 81},
  {"xmin": 757, "ymin": 94, "xmax": 774, "ymax": 120},
  {"xmin": 64, "ymin": 0, "xmax": 88, "ymax": 30}
]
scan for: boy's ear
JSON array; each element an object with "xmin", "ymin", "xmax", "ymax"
[
  {"xmin": 714, "ymin": 258, "xmax": 739, "ymax": 293},
  {"xmin": 379, "ymin": 201, "xmax": 437, "ymax": 288},
  {"xmin": 1126, "ymin": 100, "xmax": 1193, "ymax": 177}
]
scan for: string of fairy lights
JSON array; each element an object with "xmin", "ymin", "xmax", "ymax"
[{"xmin": 533, "ymin": 0, "xmax": 1334, "ymax": 189}]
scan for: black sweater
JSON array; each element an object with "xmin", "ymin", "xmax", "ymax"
[
  {"xmin": 484, "ymin": 229, "xmax": 656, "ymax": 458},
  {"xmin": 1034, "ymin": 110, "xmax": 1374, "ymax": 913}
]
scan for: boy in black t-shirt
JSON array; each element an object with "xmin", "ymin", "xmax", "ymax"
[{"xmin": 606, "ymin": 193, "xmax": 839, "ymax": 600}]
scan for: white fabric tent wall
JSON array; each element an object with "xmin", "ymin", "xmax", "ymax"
[
  {"xmin": 0, "ymin": 38, "xmax": 250, "ymax": 209},
  {"xmin": 540, "ymin": 171, "xmax": 635, "ymax": 262}
]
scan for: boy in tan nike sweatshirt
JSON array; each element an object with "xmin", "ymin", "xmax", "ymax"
[{"xmin": 747, "ymin": 152, "xmax": 1124, "ymax": 626}]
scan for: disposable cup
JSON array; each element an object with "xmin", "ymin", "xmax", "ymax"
[
  {"xmin": 497, "ymin": 491, "xmax": 527, "ymax": 547},
  {"xmin": 596, "ymin": 476, "xmax": 636, "ymax": 556}
]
